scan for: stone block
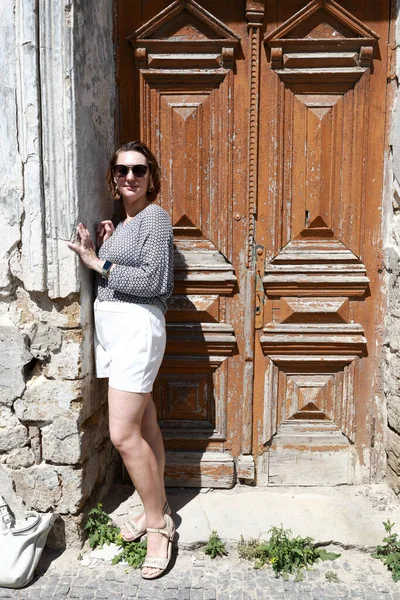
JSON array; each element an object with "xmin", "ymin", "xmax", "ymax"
[
  {"xmin": 81, "ymin": 404, "xmax": 110, "ymax": 454},
  {"xmin": 387, "ymin": 401, "xmax": 400, "ymax": 433},
  {"xmin": 11, "ymin": 287, "xmax": 82, "ymax": 329},
  {"xmin": 28, "ymin": 425, "xmax": 42, "ymax": 463},
  {"xmin": 384, "ymin": 247, "xmax": 400, "ymax": 275},
  {"xmin": 14, "ymin": 374, "xmax": 81, "ymax": 423},
  {"xmin": 5, "ymin": 447, "xmax": 35, "ymax": 469},
  {"xmin": 42, "ymin": 417, "xmax": 82, "ymax": 464},
  {"xmin": 12, "ymin": 463, "xmax": 96, "ymax": 515},
  {"xmin": 29, "ymin": 322, "xmax": 62, "ymax": 360},
  {"xmin": 0, "ymin": 407, "xmax": 29, "ymax": 452},
  {"xmin": 0, "ymin": 258, "xmax": 12, "ymax": 297},
  {"xmin": 0, "ymin": 325, "xmax": 32, "ymax": 406},
  {"xmin": 0, "ymin": 466, "xmax": 24, "ymax": 518},
  {"xmin": 46, "ymin": 513, "xmax": 84, "ymax": 549},
  {"xmin": 43, "ymin": 330, "xmax": 82, "ymax": 380},
  {"xmin": 12, "ymin": 464, "xmax": 62, "ymax": 511},
  {"xmin": 388, "ymin": 464, "xmax": 400, "ymax": 496}
]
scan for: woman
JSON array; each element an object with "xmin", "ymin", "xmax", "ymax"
[{"xmin": 67, "ymin": 141, "xmax": 175, "ymax": 579}]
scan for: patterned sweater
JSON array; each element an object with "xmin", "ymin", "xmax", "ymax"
[{"xmin": 96, "ymin": 204, "xmax": 174, "ymax": 313}]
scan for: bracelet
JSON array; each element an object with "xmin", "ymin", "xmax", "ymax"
[{"xmin": 101, "ymin": 260, "xmax": 113, "ymax": 279}]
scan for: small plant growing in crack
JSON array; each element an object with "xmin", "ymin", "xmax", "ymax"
[
  {"xmin": 238, "ymin": 526, "xmax": 340, "ymax": 580},
  {"xmin": 204, "ymin": 530, "xmax": 228, "ymax": 558},
  {"xmin": 84, "ymin": 503, "xmax": 146, "ymax": 569},
  {"xmin": 372, "ymin": 520, "xmax": 400, "ymax": 582}
]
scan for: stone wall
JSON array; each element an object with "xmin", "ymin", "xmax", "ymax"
[
  {"xmin": 384, "ymin": 0, "xmax": 400, "ymax": 496},
  {"xmin": 0, "ymin": 0, "xmax": 117, "ymax": 546}
]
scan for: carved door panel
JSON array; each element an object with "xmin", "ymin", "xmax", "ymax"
[
  {"xmin": 117, "ymin": 0, "xmax": 254, "ymax": 487},
  {"xmin": 117, "ymin": 0, "xmax": 391, "ymax": 488},
  {"xmin": 254, "ymin": 0, "xmax": 390, "ymax": 485}
]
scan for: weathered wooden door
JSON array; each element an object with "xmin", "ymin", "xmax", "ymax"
[{"xmin": 117, "ymin": 0, "xmax": 391, "ymax": 487}]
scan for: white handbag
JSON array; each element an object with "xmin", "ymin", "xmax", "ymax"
[{"xmin": 0, "ymin": 508, "xmax": 56, "ymax": 588}]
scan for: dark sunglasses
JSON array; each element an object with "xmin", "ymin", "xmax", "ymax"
[{"xmin": 113, "ymin": 164, "xmax": 148, "ymax": 178}]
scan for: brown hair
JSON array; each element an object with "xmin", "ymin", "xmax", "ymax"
[{"xmin": 106, "ymin": 141, "xmax": 161, "ymax": 202}]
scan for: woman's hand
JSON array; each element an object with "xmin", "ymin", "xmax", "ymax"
[
  {"xmin": 97, "ymin": 220, "xmax": 115, "ymax": 248},
  {"xmin": 67, "ymin": 223, "xmax": 101, "ymax": 271}
]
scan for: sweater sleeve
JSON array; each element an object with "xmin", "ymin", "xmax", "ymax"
[{"xmin": 106, "ymin": 209, "xmax": 173, "ymax": 298}]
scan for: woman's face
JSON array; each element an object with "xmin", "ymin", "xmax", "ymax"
[{"xmin": 113, "ymin": 150, "xmax": 150, "ymax": 206}]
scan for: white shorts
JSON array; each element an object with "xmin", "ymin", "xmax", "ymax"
[{"xmin": 94, "ymin": 299, "xmax": 166, "ymax": 393}]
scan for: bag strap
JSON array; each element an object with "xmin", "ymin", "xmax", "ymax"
[
  {"xmin": 0, "ymin": 496, "xmax": 14, "ymax": 531},
  {"xmin": 11, "ymin": 512, "xmax": 41, "ymax": 535}
]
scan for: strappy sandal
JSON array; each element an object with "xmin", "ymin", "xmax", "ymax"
[
  {"xmin": 121, "ymin": 501, "xmax": 171, "ymax": 542},
  {"xmin": 141, "ymin": 513, "xmax": 175, "ymax": 580}
]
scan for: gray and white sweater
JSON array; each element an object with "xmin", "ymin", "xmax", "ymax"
[{"xmin": 96, "ymin": 204, "xmax": 174, "ymax": 313}]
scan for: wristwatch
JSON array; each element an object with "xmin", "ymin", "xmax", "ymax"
[{"xmin": 101, "ymin": 260, "xmax": 113, "ymax": 279}]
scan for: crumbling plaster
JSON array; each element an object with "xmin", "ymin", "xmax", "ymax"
[
  {"xmin": 0, "ymin": 0, "xmax": 118, "ymax": 546},
  {"xmin": 384, "ymin": 0, "xmax": 400, "ymax": 496}
]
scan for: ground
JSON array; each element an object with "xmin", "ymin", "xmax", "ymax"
[
  {"xmin": 3, "ymin": 544, "xmax": 400, "ymax": 599},
  {"xmin": 3, "ymin": 483, "xmax": 400, "ymax": 599}
]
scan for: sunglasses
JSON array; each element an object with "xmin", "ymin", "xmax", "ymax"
[{"xmin": 113, "ymin": 164, "xmax": 148, "ymax": 178}]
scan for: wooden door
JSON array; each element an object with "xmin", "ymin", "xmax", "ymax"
[{"xmin": 117, "ymin": 0, "xmax": 391, "ymax": 487}]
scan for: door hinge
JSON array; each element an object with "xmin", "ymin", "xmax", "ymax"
[{"xmin": 255, "ymin": 244, "xmax": 265, "ymax": 330}]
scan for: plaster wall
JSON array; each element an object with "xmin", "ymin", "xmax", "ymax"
[
  {"xmin": 0, "ymin": 0, "xmax": 117, "ymax": 546},
  {"xmin": 384, "ymin": 0, "xmax": 400, "ymax": 496}
]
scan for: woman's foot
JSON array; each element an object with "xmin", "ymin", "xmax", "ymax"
[
  {"xmin": 141, "ymin": 514, "xmax": 175, "ymax": 579},
  {"xmin": 120, "ymin": 501, "xmax": 171, "ymax": 542},
  {"xmin": 120, "ymin": 511, "xmax": 147, "ymax": 542}
]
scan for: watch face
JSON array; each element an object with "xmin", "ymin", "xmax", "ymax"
[{"xmin": 102, "ymin": 260, "xmax": 113, "ymax": 279}]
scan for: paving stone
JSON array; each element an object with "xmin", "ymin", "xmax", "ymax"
[
  {"xmin": 71, "ymin": 587, "xmax": 90, "ymax": 597},
  {"xmin": 191, "ymin": 577, "xmax": 205, "ymax": 589},
  {"xmin": 189, "ymin": 590, "xmax": 204, "ymax": 600},
  {"xmin": 217, "ymin": 579, "xmax": 231, "ymax": 592},
  {"xmin": 122, "ymin": 585, "xmax": 139, "ymax": 598},
  {"xmin": 5, "ymin": 546, "xmax": 400, "ymax": 600},
  {"xmin": 242, "ymin": 592, "xmax": 256, "ymax": 600}
]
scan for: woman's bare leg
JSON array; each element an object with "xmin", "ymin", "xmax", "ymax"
[
  {"xmin": 119, "ymin": 395, "xmax": 168, "ymax": 538},
  {"xmin": 108, "ymin": 386, "xmax": 170, "ymax": 577},
  {"xmin": 141, "ymin": 397, "xmax": 167, "ymax": 506}
]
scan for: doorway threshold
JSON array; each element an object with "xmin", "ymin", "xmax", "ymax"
[{"xmin": 102, "ymin": 482, "xmax": 400, "ymax": 550}]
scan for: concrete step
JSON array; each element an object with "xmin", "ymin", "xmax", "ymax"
[{"xmin": 105, "ymin": 482, "xmax": 400, "ymax": 550}]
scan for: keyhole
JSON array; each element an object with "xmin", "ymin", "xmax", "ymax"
[{"xmin": 305, "ymin": 210, "xmax": 310, "ymax": 227}]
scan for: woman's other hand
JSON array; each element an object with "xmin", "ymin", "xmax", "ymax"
[
  {"xmin": 67, "ymin": 223, "xmax": 99, "ymax": 270},
  {"xmin": 97, "ymin": 220, "xmax": 115, "ymax": 247}
]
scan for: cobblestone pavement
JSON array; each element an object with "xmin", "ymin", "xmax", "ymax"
[{"xmin": 2, "ymin": 545, "xmax": 400, "ymax": 600}]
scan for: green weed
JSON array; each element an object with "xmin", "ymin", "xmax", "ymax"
[
  {"xmin": 112, "ymin": 535, "xmax": 147, "ymax": 568},
  {"xmin": 84, "ymin": 503, "xmax": 119, "ymax": 549},
  {"xmin": 84, "ymin": 503, "xmax": 146, "ymax": 569},
  {"xmin": 204, "ymin": 530, "xmax": 228, "ymax": 559},
  {"xmin": 237, "ymin": 536, "xmax": 263, "ymax": 561},
  {"xmin": 238, "ymin": 526, "xmax": 340, "ymax": 579},
  {"xmin": 372, "ymin": 520, "xmax": 400, "ymax": 582}
]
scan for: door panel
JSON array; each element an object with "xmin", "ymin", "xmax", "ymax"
[
  {"xmin": 255, "ymin": 0, "xmax": 390, "ymax": 484},
  {"xmin": 118, "ymin": 0, "xmax": 251, "ymax": 487},
  {"xmin": 117, "ymin": 0, "xmax": 390, "ymax": 487}
]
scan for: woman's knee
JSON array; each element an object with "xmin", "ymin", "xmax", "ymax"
[{"xmin": 109, "ymin": 423, "xmax": 141, "ymax": 453}]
